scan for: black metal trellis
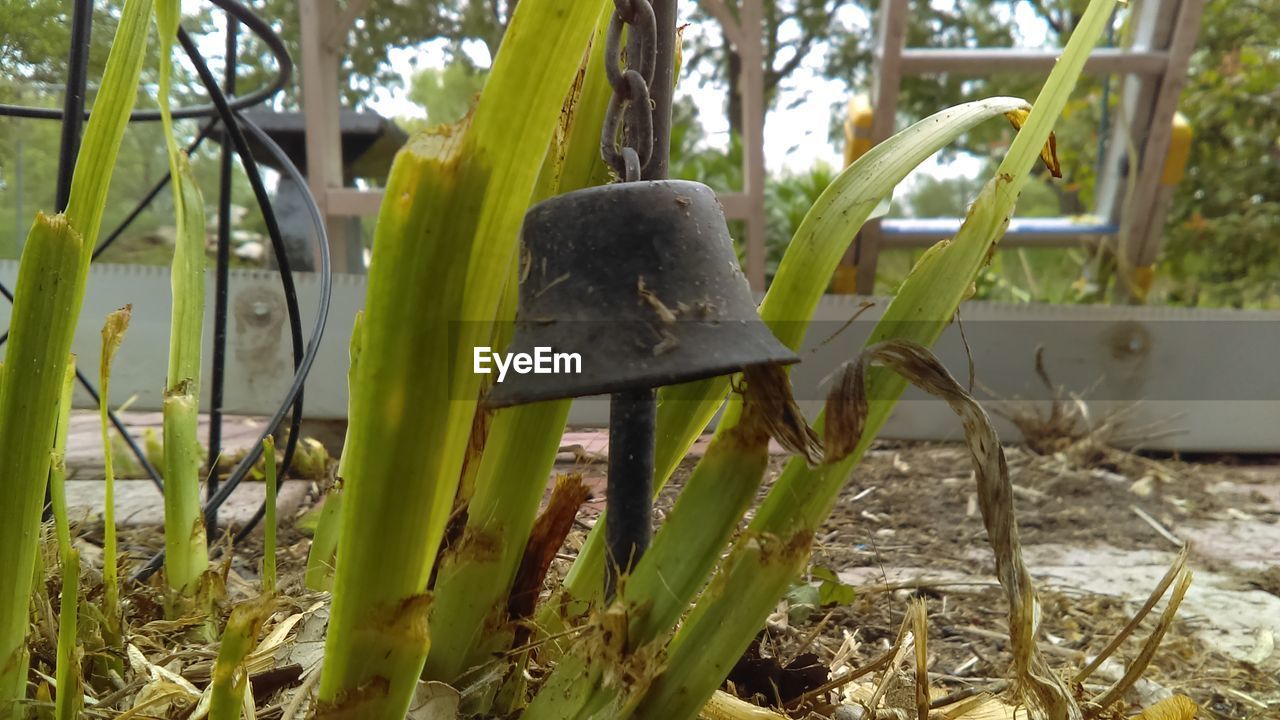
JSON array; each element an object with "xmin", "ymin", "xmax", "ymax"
[{"xmin": 0, "ymin": 0, "xmax": 331, "ymax": 580}]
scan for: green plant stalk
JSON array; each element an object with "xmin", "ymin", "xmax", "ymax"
[
  {"xmin": 0, "ymin": 215, "xmax": 85, "ymax": 717},
  {"xmin": 305, "ymin": 313, "xmax": 361, "ymax": 592},
  {"xmin": 316, "ymin": 0, "xmax": 607, "ymax": 713},
  {"xmin": 262, "ymin": 436, "xmax": 278, "ymax": 595},
  {"xmin": 160, "ymin": 155, "xmax": 208, "ymax": 595},
  {"xmin": 422, "ymin": 8, "xmax": 612, "ymax": 681},
  {"xmin": 153, "ymin": 0, "xmax": 208, "ymax": 595},
  {"xmin": 50, "ymin": 361, "xmax": 79, "ymax": 720},
  {"xmin": 0, "ymin": 0, "xmax": 150, "ymax": 709},
  {"xmin": 422, "ymin": 399, "xmax": 571, "ymax": 681},
  {"xmin": 631, "ymin": 3, "xmax": 1117, "ymax": 717},
  {"xmin": 53, "ymin": 548, "xmax": 81, "ymax": 720},
  {"xmin": 208, "ymin": 603, "xmax": 265, "ymax": 720},
  {"xmin": 554, "ymin": 95, "xmax": 1039, "ymax": 620},
  {"xmin": 99, "ymin": 307, "xmax": 130, "ymax": 642},
  {"xmin": 162, "ymin": 392, "xmax": 205, "ymax": 593}
]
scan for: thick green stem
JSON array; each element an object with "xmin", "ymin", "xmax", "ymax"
[
  {"xmin": 153, "ymin": 0, "xmax": 208, "ymax": 596},
  {"xmin": 160, "ymin": 154, "xmax": 208, "ymax": 595},
  {"xmin": 315, "ymin": 1, "xmax": 607, "ymax": 714},
  {"xmin": 162, "ymin": 393, "xmax": 206, "ymax": 594},
  {"xmin": 423, "ymin": 399, "xmax": 571, "ymax": 681},
  {"xmin": 0, "ymin": 215, "xmax": 84, "ymax": 717},
  {"xmin": 53, "ymin": 549, "xmax": 81, "ymax": 720},
  {"xmin": 0, "ymin": 0, "xmax": 150, "ymax": 710}
]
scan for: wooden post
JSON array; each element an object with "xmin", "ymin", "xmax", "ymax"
[
  {"xmin": 697, "ymin": 0, "xmax": 766, "ymax": 291},
  {"xmin": 299, "ymin": 0, "xmax": 352, "ymax": 272},
  {"xmin": 856, "ymin": 0, "xmax": 907, "ymax": 293},
  {"xmin": 739, "ymin": 0, "xmax": 766, "ymax": 291}
]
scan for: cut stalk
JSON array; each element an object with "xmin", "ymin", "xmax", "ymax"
[
  {"xmin": 209, "ymin": 601, "xmax": 270, "ymax": 720},
  {"xmin": 630, "ymin": 3, "xmax": 1118, "ymax": 717},
  {"xmin": 261, "ymin": 437, "xmax": 278, "ymax": 595},
  {"xmin": 0, "ymin": 0, "xmax": 150, "ymax": 707},
  {"xmin": 52, "ymin": 548, "xmax": 81, "ymax": 720},
  {"xmin": 0, "ymin": 215, "xmax": 85, "ymax": 717},
  {"xmin": 153, "ymin": 0, "xmax": 208, "ymax": 596},
  {"xmin": 99, "ymin": 307, "xmax": 131, "ymax": 642},
  {"xmin": 162, "ymin": 391, "xmax": 205, "ymax": 594},
  {"xmin": 315, "ymin": 0, "xmax": 607, "ymax": 714},
  {"xmin": 422, "ymin": 8, "xmax": 611, "ymax": 683},
  {"xmin": 422, "ymin": 399, "xmax": 571, "ymax": 681}
]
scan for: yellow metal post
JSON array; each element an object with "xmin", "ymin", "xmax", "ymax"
[
  {"xmin": 834, "ymin": 97, "xmax": 874, "ymax": 294},
  {"xmin": 1128, "ymin": 112, "xmax": 1192, "ymax": 302}
]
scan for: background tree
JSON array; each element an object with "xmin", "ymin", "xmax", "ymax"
[{"xmin": 1156, "ymin": 0, "xmax": 1280, "ymax": 308}]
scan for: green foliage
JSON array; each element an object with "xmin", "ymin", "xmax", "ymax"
[
  {"xmin": 407, "ymin": 59, "xmax": 488, "ymax": 126},
  {"xmin": 315, "ymin": 0, "xmax": 607, "ymax": 714},
  {"xmin": 764, "ymin": 163, "xmax": 840, "ymax": 279},
  {"xmin": 811, "ymin": 565, "xmax": 856, "ymax": 606},
  {"xmin": 784, "ymin": 566, "xmax": 855, "ymax": 624},
  {"xmin": 1157, "ymin": 0, "xmax": 1280, "ymax": 308}
]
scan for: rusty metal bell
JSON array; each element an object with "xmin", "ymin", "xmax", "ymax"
[{"xmin": 483, "ymin": 179, "xmax": 797, "ymax": 408}]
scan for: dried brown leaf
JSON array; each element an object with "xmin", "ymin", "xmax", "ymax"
[
  {"xmin": 741, "ymin": 364, "xmax": 822, "ymax": 464},
  {"xmin": 824, "ymin": 339, "xmax": 1080, "ymax": 720},
  {"xmin": 509, "ymin": 473, "xmax": 590, "ymax": 647},
  {"xmin": 1005, "ymin": 109, "xmax": 1061, "ymax": 178}
]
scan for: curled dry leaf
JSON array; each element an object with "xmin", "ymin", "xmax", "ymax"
[
  {"xmin": 824, "ymin": 339, "xmax": 1080, "ymax": 720},
  {"xmin": 1004, "ymin": 109, "xmax": 1062, "ymax": 178},
  {"xmin": 741, "ymin": 364, "xmax": 822, "ymax": 465}
]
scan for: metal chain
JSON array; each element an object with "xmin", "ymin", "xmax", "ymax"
[{"xmin": 601, "ymin": 0, "xmax": 658, "ymax": 182}]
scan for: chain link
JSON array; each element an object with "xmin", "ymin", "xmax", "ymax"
[{"xmin": 601, "ymin": 0, "xmax": 657, "ymax": 182}]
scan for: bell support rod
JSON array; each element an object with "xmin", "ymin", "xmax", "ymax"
[
  {"xmin": 605, "ymin": 388, "xmax": 656, "ymax": 595},
  {"xmin": 604, "ymin": 0, "xmax": 677, "ymax": 597}
]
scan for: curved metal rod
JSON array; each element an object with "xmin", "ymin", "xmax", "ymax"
[{"xmin": 0, "ymin": 0, "xmax": 291, "ymax": 123}]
